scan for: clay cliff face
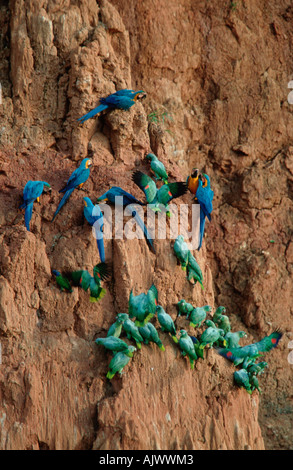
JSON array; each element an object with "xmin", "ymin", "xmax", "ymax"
[{"xmin": 0, "ymin": 0, "xmax": 292, "ymax": 450}]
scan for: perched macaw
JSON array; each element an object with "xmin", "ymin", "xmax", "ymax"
[
  {"xmin": 106, "ymin": 349, "xmax": 135, "ymax": 379},
  {"xmin": 173, "ymin": 235, "xmax": 189, "ymax": 271},
  {"xmin": 78, "ymin": 89, "xmax": 147, "ymax": 123},
  {"xmin": 52, "ymin": 270, "xmax": 72, "ymax": 293},
  {"xmin": 195, "ymin": 173, "xmax": 214, "ymax": 250},
  {"xmin": 132, "ymin": 170, "xmax": 187, "ymax": 216},
  {"xmin": 20, "ymin": 180, "xmax": 51, "ymax": 231},
  {"xmin": 52, "ymin": 158, "xmax": 92, "ymax": 221},
  {"xmin": 97, "ymin": 186, "xmax": 155, "ymax": 254},
  {"xmin": 215, "ymin": 330, "xmax": 283, "ymax": 368},
  {"xmin": 95, "ymin": 336, "xmax": 136, "ymax": 357},
  {"xmin": 145, "ymin": 153, "xmax": 168, "ymax": 184},
  {"xmin": 189, "ymin": 305, "xmax": 212, "ymax": 328},
  {"xmin": 186, "ymin": 252, "xmax": 204, "ymax": 289},
  {"xmin": 83, "ymin": 197, "xmax": 105, "ymax": 262},
  {"xmin": 186, "ymin": 168, "xmax": 199, "ymax": 196},
  {"xmin": 139, "ymin": 322, "xmax": 165, "ymax": 351},
  {"xmin": 69, "ymin": 262, "xmax": 110, "ymax": 302},
  {"xmin": 128, "ymin": 284, "xmax": 158, "ymax": 327},
  {"xmin": 156, "ymin": 305, "xmax": 178, "ymax": 343},
  {"xmin": 179, "ymin": 329, "xmax": 198, "ymax": 369},
  {"xmin": 121, "ymin": 314, "xmax": 144, "ymax": 350}
]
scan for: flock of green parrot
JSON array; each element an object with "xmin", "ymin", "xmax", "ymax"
[{"xmin": 19, "ymin": 88, "xmax": 282, "ymax": 390}]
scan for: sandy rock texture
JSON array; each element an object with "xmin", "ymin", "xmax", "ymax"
[{"xmin": 0, "ymin": 0, "xmax": 292, "ymax": 450}]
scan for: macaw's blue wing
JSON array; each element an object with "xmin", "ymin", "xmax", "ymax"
[
  {"xmin": 59, "ymin": 167, "xmax": 90, "ymax": 193},
  {"xmin": 83, "ymin": 197, "xmax": 105, "ymax": 262},
  {"xmin": 196, "ymin": 177, "xmax": 213, "ymax": 221},
  {"xmin": 77, "ymin": 104, "xmax": 109, "ymax": 123},
  {"xmin": 97, "ymin": 186, "xmax": 144, "ymax": 206}
]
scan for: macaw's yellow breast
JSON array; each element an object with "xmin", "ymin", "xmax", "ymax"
[{"xmin": 187, "ymin": 176, "xmax": 199, "ymax": 195}]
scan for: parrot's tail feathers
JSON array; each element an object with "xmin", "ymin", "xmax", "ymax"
[
  {"xmin": 190, "ymin": 322, "xmax": 196, "ymax": 328},
  {"xmin": 106, "ymin": 371, "xmax": 115, "ymax": 380},
  {"xmin": 172, "ymin": 336, "xmax": 178, "ymax": 343},
  {"xmin": 77, "ymin": 104, "xmax": 108, "ymax": 123},
  {"xmin": 159, "ymin": 344, "xmax": 165, "ymax": 351},
  {"xmin": 136, "ymin": 342, "xmax": 142, "ymax": 350}
]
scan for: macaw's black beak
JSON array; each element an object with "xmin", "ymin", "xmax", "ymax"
[{"xmin": 138, "ymin": 92, "xmax": 147, "ymax": 100}]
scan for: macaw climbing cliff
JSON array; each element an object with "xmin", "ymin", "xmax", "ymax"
[{"xmin": 0, "ymin": 0, "xmax": 292, "ymax": 450}]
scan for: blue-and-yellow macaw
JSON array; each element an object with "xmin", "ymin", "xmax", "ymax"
[
  {"xmin": 78, "ymin": 89, "xmax": 147, "ymax": 123},
  {"xmin": 195, "ymin": 173, "xmax": 214, "ymax": 250},
  {"xmin": 52, "ymin": 158, "xmax": 92, "ymax": 221},
  {"xmin": 96, "ymin": 186, "xmax": 155, "ymax": 254},
  {"xmin": 186, "ymin": 168, "xmax": 199, "ymax": 196},
  {"xmin": 20, "ymin": 180, "xmax": 51, "ymax": 231},
  {"xmin": 83, "ymin": 197, "xmax": 105, "ymax": 263}
]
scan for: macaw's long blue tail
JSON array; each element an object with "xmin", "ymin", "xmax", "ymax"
[
  {"xmin": 77, "ymin": 104, "xmax": 109, "ymax": 123},
  {"xmin": 52, "ymin": 188, "xmax": 74, "ymax": 221},
  {"xmin": 94, "ymin": 230, "xmax": 105, "ymax": 263},
  {"xmin": 24, "ymin": 202, "xmax": 33, "ymax": 231},
  {"xmin": 197, "ymin": 208, "xmax": 206, "ymax": 251},
  {"xmin": 128, "ymin": 204, "xmax": 156, "ymax": 254}
]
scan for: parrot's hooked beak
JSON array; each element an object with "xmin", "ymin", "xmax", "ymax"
[{"xmin": 86, "ymin": 159, "xmax": 93, "ymax": 169}]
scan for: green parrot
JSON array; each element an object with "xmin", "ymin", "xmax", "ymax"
[
  {"xmin": 176, "ymin": 299, "xmax": 194, "ymax": 317},
  {"xmin": 173, "ymin": 235, "xmax": 189, "ymax": 270},
  {"xmin": 246, "ymin": 361, "xmax": 268, "ymax": 376},
  {"xmin": 199, "ymin": 320, "xmax": 226, "ymax": 350},
  {"xmin": 132, "ymin": 170, "xmax": 187, "ymax": 217},
  {"xmin": 107, "ymin": 316, "xmax": 125, "ymax": 338},
  {"xmin": 95, "ymin": 336, "xmax": 136, "ymax": 357},
  {"xmin": 249, "ymin": 374, "xmax": 261, "ymax": 393},
  {"xmin": 189, "ymin": 305, "xmax": 212, "ymax": 328},
  {"xmin": 179, "ymin": 329, "xmax": 198, "ymax": 369},
  {"xmin": 233, "ymin": 369, "xmax": 252, "ymax": 394},
  {"xmin": 52, "ymin": 270, "xmax": 73, "ymax": 293},
  {"xmin": 156, "ymin": 305, "xmax": 178, "ymax": 343},
  {"xmin": 128, "ymin": 284, "xmax": 158, "ymax": 327},
  {"xmin": 186, "ymin": 252, "xmax": 204, "ymax": 289},
  {"xmin": 215, "ymin": 330, "xmax": 283, "ymax": 367},
  {"xmin": 212, "ymin": 306, "xmax": 226, "ymax": 324},
  {"xmin": 121, "ymin": 314, "xmax": 144, "ymax": 349},
  {"xmin": 69, "ymin": 262, "xmax": 110, "ymax": 302},
  {"xmin": 139, "ymin": 322, "xmax": 165, "ymax": 351},
  {"xmin": 214, "ymin": 313, "xmax": 231, "ymax": 334},
  {"xmin": 145, "ymin": 153, "xmax": 168, "ymax": 184},
  {"xmin": 106, "ymin": 349, "xmax": 135, "ymax": 380},
  {"xmin": 224, "ymin": 331, "xmax": 247, "ymax": 349}
]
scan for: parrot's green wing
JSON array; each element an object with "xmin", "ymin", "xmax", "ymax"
[
  {"xmin": 132, "ymin": 170, "xmax": 157, "ymax": 203},
  {"xmin": 187, "ymin": 253, "xmax": 203, "ymax": 281},
  {"xmin": 89, "ymin": 277, "xmax": 106, "ymax": 302},
  {"xmin": 93, "ymin": 262, "xmax": 111, "ymax": 283},
  {"xmin": 254, "ymin": 330, "xmax": 283, "ymax": 353},
  {"xmin": 157, "ymin": 182, "xmax": 187, "ymax": 205},
  {"xmin": 106, "ymin": 352, "xmax": 131, "ymax": 379},
  {"xmin": 151, "ymin": 160, "xmax": 168, "ymax": 182},
  {"xmin": 70, "ymin": 270, "xmax": 92, "ymax": 291}
]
